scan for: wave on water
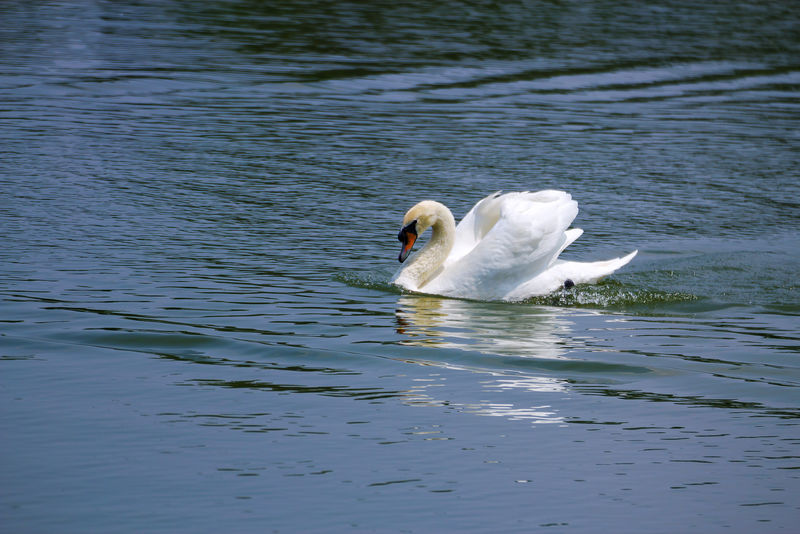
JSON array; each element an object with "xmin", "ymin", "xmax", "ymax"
[
  {"xmin": 335, "ymin": 271, "xmax": 698, "ymax": 312},
  {"xmin": 334, "ymin": 270, "xmax": 403, "ymax": 294}
]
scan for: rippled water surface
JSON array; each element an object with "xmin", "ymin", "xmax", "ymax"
[{"xmin": 2, "ymin": 1, "xmax": 799, "ymax": 532}]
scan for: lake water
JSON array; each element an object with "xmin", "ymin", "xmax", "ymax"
[{"xmin": 1, "ymin": 1, "xmax": 799, "ymax": 532}]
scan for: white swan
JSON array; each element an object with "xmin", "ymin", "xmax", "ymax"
[{"xmin": 391, "ymin": 190, "xmax": 637, "ymax": 301}]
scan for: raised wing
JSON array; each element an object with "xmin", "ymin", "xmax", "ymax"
[{"xmin": 425, "ymin": 191, "xmax": 579, "ymax": 300}]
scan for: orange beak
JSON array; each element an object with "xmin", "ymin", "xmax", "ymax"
[{"xmin": 397, "ymin": 221, "xmax": 418, "ymax": 263}]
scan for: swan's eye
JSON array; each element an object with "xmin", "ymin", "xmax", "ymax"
[{"xmin": 398, "ymin": 220, "xmax": 417, "ymax": 242}]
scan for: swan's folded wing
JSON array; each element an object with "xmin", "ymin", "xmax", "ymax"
[{"xmin": 426, "ymin": 191, "xmax": 578, "ymax": 300}]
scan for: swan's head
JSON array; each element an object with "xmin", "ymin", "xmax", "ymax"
[{"xmin": 397, "ymin": 200, "xmax": 444, "ymax": 263}]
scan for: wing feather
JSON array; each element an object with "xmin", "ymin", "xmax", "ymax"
[{"xmin": 425, "ymin": 191, "xmax": 579, "ymax": 299}]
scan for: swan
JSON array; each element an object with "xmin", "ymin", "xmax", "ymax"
[{"xmin": 391, "ymin": 190, "xmax": 637, "ymax": 301}]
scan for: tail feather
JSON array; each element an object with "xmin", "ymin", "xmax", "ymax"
[
  {"xmin": 557, "ymin": 250, "xmax": 638, "ymax": 284},
  {"xmin": 503, "ymin": 250, "xmax": 638, "ymax": 300}
]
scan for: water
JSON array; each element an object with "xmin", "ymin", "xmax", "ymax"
[{"xmin": 1, "ymin": 1, "xmax": 799, "ymax": 532}]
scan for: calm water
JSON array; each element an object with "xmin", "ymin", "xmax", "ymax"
[{"xmin": 2, "ymin": 1, "xmax": 799, "ymax": 532}]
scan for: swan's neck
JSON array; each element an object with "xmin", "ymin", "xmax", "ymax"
[{"xmin": 395, "ymin": 206, "xmax": 456, "ymax": 290}]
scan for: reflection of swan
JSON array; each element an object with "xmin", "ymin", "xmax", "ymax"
[
  {"xmin": 395, "ymin": 295, "xmax": 571, "ymax": 424},
  {"xmin": 395, "ymin": 295, "xmax": 574, "ymax": 360},
  {"xmin": 392, "ymin": 191, "xmax": 637, "ymax": 300}
]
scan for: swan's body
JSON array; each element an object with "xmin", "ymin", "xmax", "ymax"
[{"xmin": 391, "ymin": 190, "xmax": 637, "ymax": 301}]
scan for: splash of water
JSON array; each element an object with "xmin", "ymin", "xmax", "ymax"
[{"xmin": 336, "ymin": 271, "xmax": 698, "ymax": 311}]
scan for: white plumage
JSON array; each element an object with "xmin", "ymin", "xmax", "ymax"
[{"xmin": 391, "ymin": 190, "xmax": 637, "ymax": 301}]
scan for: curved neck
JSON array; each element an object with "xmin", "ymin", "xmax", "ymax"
[{"xmin": 395, "ymin": 205, "xmax": 456, "ymax": 290}]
